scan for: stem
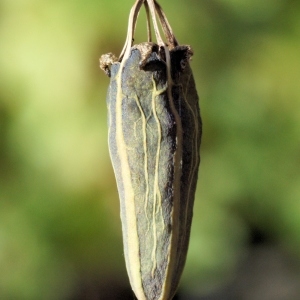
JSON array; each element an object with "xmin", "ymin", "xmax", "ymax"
[
  {"xmin": 154, "ymin": 0, "xmax": 178, "ymax": 48},
  {"xmin": 119, "ymin": 0, "xmax": 179, "ymax": 60},
  {"xmin": 119, "ymin": 0, "xmax": 144, "ymax": 61},
  {"xmin": 144, "ymin": 1, "xmax": 152, "ymax": 42},
  {"xmin": 146, "ymin": 0, "xmax": 164, "ymax": 45}
]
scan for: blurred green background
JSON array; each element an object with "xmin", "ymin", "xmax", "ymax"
[{"xmin": 1, "ymin": 0, "xmax": 300, "ymax": 299}]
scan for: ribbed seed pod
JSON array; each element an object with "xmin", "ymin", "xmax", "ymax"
[{"xmin": 100, "ymin": 1, "xmax": 202, "ymax": 299}]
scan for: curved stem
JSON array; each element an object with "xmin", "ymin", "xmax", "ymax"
[
  {"xmin": 146, "ymin": 0, "xmax": 164, "ymax": 46},
  {"xmin": 144, "ymin": 1, "xmax": 152, "ymax": 42},
  {"xmin": 119, "ymin": 0, "xmax": 179, "ymax": 61},
  {"xmin": 154, "ymin": 0, "xmax": 178, "ymax": 48},
  {"xmin": 119, "ymin": 0, "xmax": 145, "ymax": 61}
]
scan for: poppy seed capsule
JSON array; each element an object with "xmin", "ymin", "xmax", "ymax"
[{"xmin": 103, "ymin": 41, "xmax": 202, "ymax": 300}]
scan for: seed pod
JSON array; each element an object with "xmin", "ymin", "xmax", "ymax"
[{"xmin": 100, "ymin": 1, "xmax": 202, "ymax": 300}]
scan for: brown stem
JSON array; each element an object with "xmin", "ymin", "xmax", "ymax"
[
  {"xmin": 154, "ymin": 0, "xmax": 178, "ymax": 48},
  {"xmin": 119, "ymin": 0, "xmax": 179, "ymax": 60},
  {"xmin": 144, "ymin": 1, "xmax": 152, "ymax": 42},
  {"xmin": 146, "ymin": 0, "xmax": 164, "ymax": 45},
  {"xmin": 119, "ymin": 0, "xmax": 145, "ymax": 61}
]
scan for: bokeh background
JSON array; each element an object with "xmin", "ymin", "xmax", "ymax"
[{"xmin": 1, "ymin": 0, "xmax": 300, "ymax": 299}]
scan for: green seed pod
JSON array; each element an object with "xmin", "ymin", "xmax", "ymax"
[{"xmin": 100, "ymin": 1, "xmax": 202, "ymax": 299}]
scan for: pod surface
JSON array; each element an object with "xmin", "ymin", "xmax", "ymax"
[{"xmin": 106, "ymin": 43, "xmax": 202, "ymax": 300}]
